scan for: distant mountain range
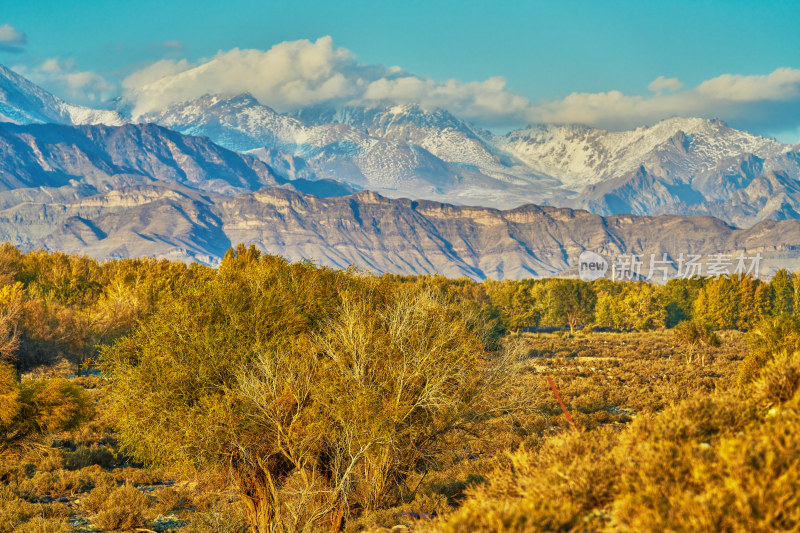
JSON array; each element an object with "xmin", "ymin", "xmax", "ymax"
[
  {"xmin": 1, "ymin": 63, "xmax": 799, "ymax": 278},
  {"xmin": 135, "ymin": 94, "xmax": 800, "ymax": 227}
]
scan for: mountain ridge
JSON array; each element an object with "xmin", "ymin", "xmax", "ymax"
[
  {"xmin": 6, "ymin": 64, "xmax": 800, "ymax": 227},
  {"xmin": 4, "ymin": 180, "xmax": 799, "ymax": 280},
  {"xmin": 134, "ymin": 91, "xmax": 800, "ymax": 226},
  {"xmin": 0, "ymin": 65, "xmax": 125, "ymax": 127},
  {"xmin": 2, "ymin": 65, "xmax": 800, "ymax": 279}
]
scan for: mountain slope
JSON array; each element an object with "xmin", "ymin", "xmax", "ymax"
[
  {"xmin": 137, "ymin": 91, "xmax": 800, "ymax": 226},
  {"xmin": 0, "ymin": 122, "xmax": 362, "ymax": 255},
  {"xmin": 5, "ymin": 186, "xmax": 799, "ymax": 280},
  {"xmin": 0, "ymin": 122, "xmax": 281, "ymax": 195},
  {"xmin": 0, "ymin": 65, "xmax": 125, "ymax": 126}
]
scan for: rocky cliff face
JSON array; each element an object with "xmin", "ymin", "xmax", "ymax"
[{"xmin": 7, "ymin": 184, "xmax": 799, "ymax": 280}]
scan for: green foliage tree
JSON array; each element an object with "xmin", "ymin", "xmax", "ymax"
[
  {"xmin": 484, "ymin": 279, "xmax": 539, "ymax": 331},
  {"xmin": 793, "ymin": 271, "xmax": 800, "ymax": 319},
  {"xmin": 594, "ymin": 292, "xmax": 624, "ymax": 330},
  {"xmin": 593, "ymin": 281, "xmax": 664, "ymax": 331},
  {"xmin": 624, "ymin": 282, "xmax": 666, "ymax": 331},
  {"xmin": 102, "ymin": 251, "xmax": 500, "ymax": 532},
  {"xmin": 542, "ymin": 279, "xmax": 596, "ymax": 333},
  {"xmin": 662, "ymin": 277, "xmax": 705, "ymax": 327},
  {"xmin": 771, "ymin": 269, "xmax": 794, "ymax": 316}
]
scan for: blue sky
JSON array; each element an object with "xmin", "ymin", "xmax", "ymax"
[{"xmin": 2, "ymin": 0, "xmax": 800, "ymax": 140}]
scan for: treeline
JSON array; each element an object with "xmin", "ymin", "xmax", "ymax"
[
  {"xmin": 0, "ymin": 243, "xmax": 212, "ymax": 372},
  {"xmin": 1, "ymin": 242, "xmax": 798, "ymax": 374},
  {"xmin": 385, "ymin": 270, "xmax": 800, "ymax": 333}
]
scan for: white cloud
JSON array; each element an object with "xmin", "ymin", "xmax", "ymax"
[
  {"xmin": 695, "ymin": 68, "xmax": 800, "ymax": 101},
  {"xmin": 124, "ymin": 37, "xmax": 363, "ymax": 116},
  {"xmin": 524, "ymin": 68, "xmax": 800, "ymax": 134},
  {"xmin": 0, "ymin": 24, "xmax": 26, "ymax": 53},
  {"xmin": 109, "ymin": 36, "xmax": 800, "ymax": 137},
  {"xmin": 362, "ymin": 76, "xmax": 530, "ymax": 125},
  {"xmin": 123, "ymin": 36, "xmax": 531, "ymax": 125},
  {"xmin": 121, "ymin": 58, "xmax": 193, "ymax": 91},
  {"xmin": 14, "ymin": 58, "xmax": 116, "ymax": 104},
  {"xmin": 648, "ymin": 76, "xmax": 683, "ymax": 93}
]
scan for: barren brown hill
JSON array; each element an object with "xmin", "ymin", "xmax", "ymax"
[{"xmin": 11, "ymin": 186, "xmax": 800, "ymax": 279}]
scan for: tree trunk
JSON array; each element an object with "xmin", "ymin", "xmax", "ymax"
[
  {"xmin": 566, "ymin": 308, "xmax": 579, "ymax": 334},
  {"xmin": 231, "ymin": 459, "xmax": 279, "ymax": 533},
  {"xmin": 239, "ymin": 491, "xmax": 273, "ymax": 533}
]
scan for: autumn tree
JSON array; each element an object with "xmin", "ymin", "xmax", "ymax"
[
  {"xmin": 736, "ymin": 275, "xmax": 770, "ymax": 329},
  {"xmin": 771, "ymin": 268, "xmax": 794, "ymax": 316},
  {"xmin": 693, "ymin": 276, "xmax": 739, "ymax": 329},
  {"xmin": 0, "ymin": 363, "xmax": 92, "ymax": 456},
  {"xmin": 102, "ymin": 250, "xmax": 502, "ymax": 532},
  {"xmin": 593, "ymin": 281, "xmax": 665, "ymax": 331},
  {"xmin": 542, "ymin": 279, "xmax": 596, "ymax": 333}
]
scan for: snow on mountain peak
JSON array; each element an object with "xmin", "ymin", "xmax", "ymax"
[
  {"xmin": 494, "ymin": 116, "xmax": 785, "ymax": 189},
  {"xmin": 0, "ymin": 64, "xmax": 125, "ymax": 127},
  {"xmin": 4, "ymin": 64, "xmax": 800, "ymax": 228}
]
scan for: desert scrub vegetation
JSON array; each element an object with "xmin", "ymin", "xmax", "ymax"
[
  {"xmin": 3, "ymin": 244, "xmax": 800, "ymax": 531},
  {"xmin": 739, "ymin": 314, "xmax": 800, "ymax": 385},
  {"xmin": 438, "ymin": 347, "xmax": 800, "ymax": 532},
  {"xmin": 0, "ymin": 365, "xmax": 257, "ymax": 532},
  {"xmin": 101, "ymin": 247, "xmax": 519, "ymax": 532},
  {"xmin": 0, "ymin": 363, "xmax": 92, "ymax": 456}
]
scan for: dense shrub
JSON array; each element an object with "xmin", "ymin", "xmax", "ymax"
[
  {"xmin": 0, "ymin": 364, "xmax": 92, "ymax": 456},
  {"xmin": 86, "ymin": 483, "xmax": 151, "ymax": 531},
  {"xmin": 739, "ymin": 315, "xmax": 800, "ymax": 385},
  {"xmin": 102, "ymin": 251, "xmax": 506, "ymax": 532},
  {"xmin": 441, "ymin": 350, "xmax": 800, "ymax": 532},
  {"xmin": 673, "ymin": 320, "xmax": 721, "ymax": 365}
]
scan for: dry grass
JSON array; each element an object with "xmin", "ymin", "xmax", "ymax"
[
  {"xmin": 0, "ymin": 328, "xmax": 786, "ymax": 533},
  {"xmin": 432, "ymin": 332, "xmax": 799, "ymax": 533},
  {"xmin": 0, "ymin": 371, "xmax": 244, "ymax": 532}
]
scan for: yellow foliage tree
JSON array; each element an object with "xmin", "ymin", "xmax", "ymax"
[{"xmin": 0, "ymin": 363, "xmax": 92, "ymax": 456}]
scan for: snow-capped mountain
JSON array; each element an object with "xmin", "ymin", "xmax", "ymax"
[
  {"xmin": 0, "ymin": 65, "xmax": 126, "ymax": 126},
  {"xmin": 137, "ymin": 95, "xmax": 564, "ymax": 207},
  {"xmin": 495, "ymin": 118, "xmax": 787, "ymax": 190},
  {"xmin": 4, "ymin": 63, "xmax": 800, "ymax": 228},
  {"xmin": 550, "ymin": 124, "xmax": 800, "ymax": 226},
  {"xmin": 140, "ymin": 91, "xmax": 800, "ymax": 226}
]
